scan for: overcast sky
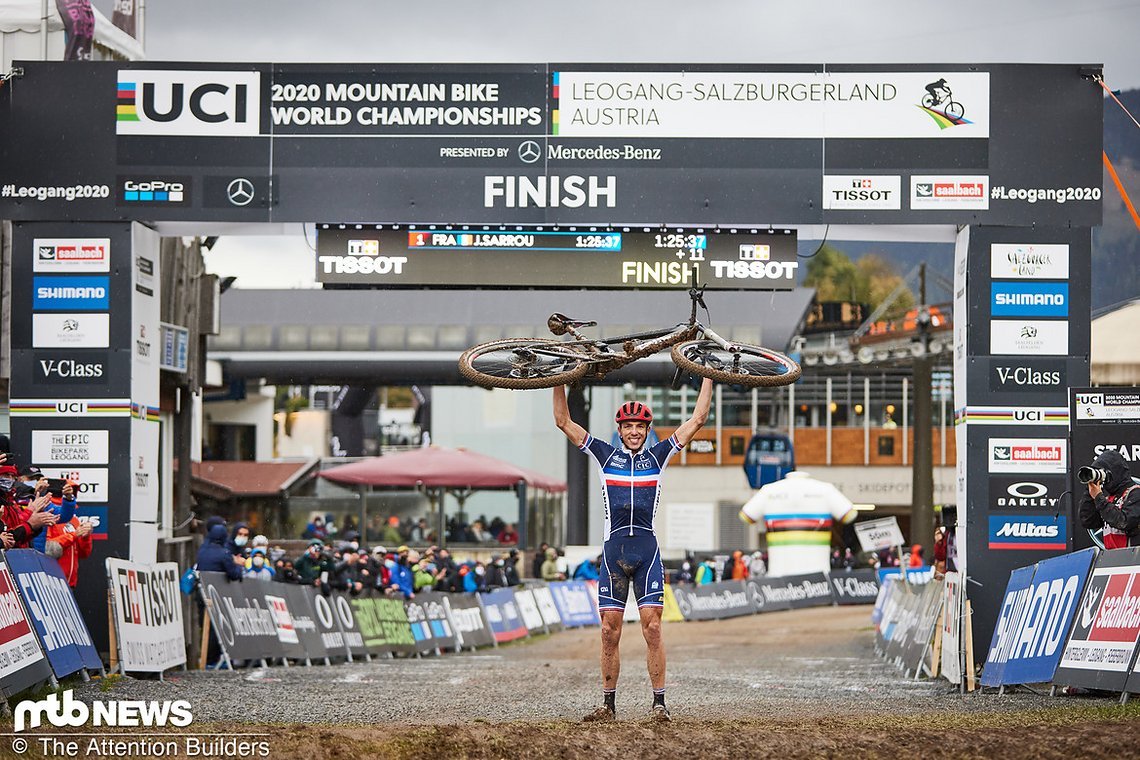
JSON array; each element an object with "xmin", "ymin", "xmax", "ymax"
[{"xmin": 95, "ymin": 0, "xmax": 1140, "ymax": 288}]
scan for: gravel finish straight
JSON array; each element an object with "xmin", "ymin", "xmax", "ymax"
[{"xmin": 70, "ymin": 605, "xmax": 1072, "ymax": 724}]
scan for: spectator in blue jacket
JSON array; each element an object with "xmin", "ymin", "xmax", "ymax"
[
  {"xmin": 573, "ymin": 554, "xmax": 602, "ymax": 581},
  {"xmin": 197, "ymin": 523, "xmax": 244, "ymax": 580},
  {"xmin": 384, "ymin": 548, "xmax": 414, "ymax": 599},
  {"xmin": 30, "ymin": 480, "xmax": 77, "ymax": 554}
]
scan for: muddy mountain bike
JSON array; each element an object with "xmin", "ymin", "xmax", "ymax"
[{"xmin": 458, "ymin": 286, "xmax": 802, "ymax": 389}]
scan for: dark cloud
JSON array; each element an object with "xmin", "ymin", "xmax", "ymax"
[{"xmin": 122, "ymin": 0, "xmax": 1140, "ymax": 88}]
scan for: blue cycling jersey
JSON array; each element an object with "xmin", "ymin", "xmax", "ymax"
[{"xmin": 579, "ymin": 433, "xmax": 682, "ymax": 541}]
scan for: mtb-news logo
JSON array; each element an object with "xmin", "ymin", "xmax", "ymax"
[
  {"xmin": 14, "ymin": 689, "xmax": 192, "ymax": 732},
  {"xmin": 910, "ymin": 175, "xmax": 989, "ymax": 210}
]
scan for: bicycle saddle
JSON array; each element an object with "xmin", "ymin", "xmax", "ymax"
[{"xmin": 547, "ymin": 312, "xmax": 597, "ymax": 336}]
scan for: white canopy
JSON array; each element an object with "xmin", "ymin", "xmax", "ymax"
[
  {"xmin": 0, "ymin": 0, "xmax": 144, "ymax": 61},
  {"xmin": 1092, "ymin": 299, "xmax": 1140, "ymax": 385}
]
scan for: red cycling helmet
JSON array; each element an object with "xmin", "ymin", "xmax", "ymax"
[{"xmin": 615, "ymin": 401, "xmax": 653, "ymax": 424}]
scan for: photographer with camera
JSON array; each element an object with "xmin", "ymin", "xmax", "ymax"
[{"xmin": 1078, "ymin": 450, "xmax": 1140, "ymax": 548}]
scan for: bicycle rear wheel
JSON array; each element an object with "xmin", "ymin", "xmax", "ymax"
[
  {"xmin": 671, "ymin": 340, "xmax": 801, "ymax": 387},
  {"xmin": 459, "ymin": 338, "xmax": 591, "ymax": 389}
]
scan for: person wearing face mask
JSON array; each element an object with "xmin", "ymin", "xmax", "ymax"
[
  {"xmin": 244, "ymin": 548, "xmax": 275, "ymax": 582},
  {"xmin": 485, "ymin": 554, "xmax": 509, "ymax": 588},
  {"xmin": 385, "ymin": 546, "xmax": 414, "ymax": 599},
  {"xmin": 227, "ymin": 522, "xmax": 252, "ymax": 558},
  {"xmin": 294, "ymin": 539, "xmax": 335, "ymax": 591},
  {"xmin": 1078, "ymin": 449, "xmax": 1140, "ymax": 548}
]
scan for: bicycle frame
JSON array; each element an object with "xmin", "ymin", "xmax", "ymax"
[{"xmin": 535, "ymin": 287, "xmax": 743, "ymax": 380}]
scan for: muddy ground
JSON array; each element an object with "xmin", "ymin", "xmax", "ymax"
[{"xmin": 1, "ymin": 605, "xmax": 1137, "ymax": 759}]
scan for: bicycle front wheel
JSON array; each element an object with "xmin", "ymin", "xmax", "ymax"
[
  {"xmin": 459, "ymin": 338, "xmax": 591, "ymax": 390},
  {"xmin": 671, "ymin": 340, "xmax": 801, "ymax": 387},
  {"xmin": 944, "ymin": 100, "xmax": 965, "ymax": 120}
]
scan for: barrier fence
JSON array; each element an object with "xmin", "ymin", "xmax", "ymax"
[{"xmin": 875, "ymin": 546, "xmax": 1140, "ymax": 702}]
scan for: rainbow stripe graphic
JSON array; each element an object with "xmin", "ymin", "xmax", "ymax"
[
  {"xmin": 954, "ymin": 407, "xmax": 1069, "ymax": 426},
  {"xmin": 918, "ymin": 105, "xmax": 972, "ymax": 129},
  {"xmin": 551, "ymin": 72, "xmax": 560, "ymax": 135},
  {"xmin": 117, "ymin": 81, "xmax": 139, "ymax": 122},
  {"xmin": 10, "ymin": 399, "xmax": 131, "ymax": 416},
  {"xmin": 132, "ymin": 402, "xmax": 161, "ymax": 422}
]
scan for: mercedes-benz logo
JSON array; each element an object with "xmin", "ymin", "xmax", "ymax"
[
  {"xmin": 518, "ymin": 140, "xmax": 541, "ymax": 164},
  {"xmin": 226, "ymin": 177, "xmax": 256, "ymax": 206},
  {"xmin": 206, "ymin": 585, "xmax": 236, "ymax": 647}
]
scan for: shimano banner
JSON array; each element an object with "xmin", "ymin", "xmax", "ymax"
[
  {"xmin": 981, "ymin": 548, "xmax": 1096, "ymax": 687},
  {"xmin": 1055, "ymin": 547, "xmax": 1140, "ymax": 692},
  {"xmin": 8, "ymin": 551, "xmax": 98, "ymax": 679},
  {"xmin": 548, "ymin": 581, "xmax": 600, "ymax": 628}
]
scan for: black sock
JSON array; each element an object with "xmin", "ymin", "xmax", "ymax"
[
  {"xmin": 603, "ymin": 689, "xmax": 616, "ymax": 711},
  {"xmin": 653, "ymin": 688, "xmax": 666, "ymax": 707}
]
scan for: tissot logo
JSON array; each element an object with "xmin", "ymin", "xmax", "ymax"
[
  {"xmin": 117, "ymin": 70, "xmax": 262, "ymax": 136},
  {"xmin": 822, "ymin": 175, "xmax": 901, "ymax": 210}
]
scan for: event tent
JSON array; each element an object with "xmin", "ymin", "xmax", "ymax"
[{"xmin": 319, "ymin": 446, "xmax": 566, "ymax": 547}]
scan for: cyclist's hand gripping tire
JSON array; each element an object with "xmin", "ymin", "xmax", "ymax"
[
  {"xmin": 459, "ymin": 338, "xmax": 591, "ymax": 390},
  {"xmin": 670, "ymin": 340, "xmax": 801, "ymax": 387}
]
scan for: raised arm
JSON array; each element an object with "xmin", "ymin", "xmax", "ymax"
[
  {"xmin": 672, "ymin": 377, "xmax": 714, "ymax": 448},
  {"xmin": 553, "ymin": 385, "xmax": 588, "ymax": 447}
]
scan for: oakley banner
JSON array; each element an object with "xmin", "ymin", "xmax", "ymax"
[{"xmin": 0, "ymin": 63, "xmax": 1101, "ymax": 227}]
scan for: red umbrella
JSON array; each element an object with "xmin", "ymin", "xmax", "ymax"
[{"xmin": 318, "ymin": 446, "xmax": 566, "ymax": 492}]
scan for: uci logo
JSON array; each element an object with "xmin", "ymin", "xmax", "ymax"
[
  {"xmin": 1076, "ymin": 394, "xmax": 1103, "ymax": 406},
  {"xmin": 116, "ymin": 70, "xmax": 261, "ymax": 137}
]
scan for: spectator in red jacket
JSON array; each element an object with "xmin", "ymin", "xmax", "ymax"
[
  {"xmin": 0, "ymin": 467, "xmax": 57, "ymax": 548},
  {"xmin": 45, "ymin": 516, "xmax": 93, "ymax": 587},
  {"xmin": 497, "ymin": 523, "xmax": 519, "ymax": 545}
]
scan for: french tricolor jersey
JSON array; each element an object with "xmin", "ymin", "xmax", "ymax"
[{"xmin": 579, "ymin": 433, "xmax": 682, "ymax": 541}]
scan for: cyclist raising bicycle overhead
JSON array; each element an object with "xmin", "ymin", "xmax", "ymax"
[{"xmin": 553, "ymin": 377, "xmax": 713, "ymax": 723}]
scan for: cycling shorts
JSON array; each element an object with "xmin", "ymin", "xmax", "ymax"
[{"xmin": 597, "ymin": 534, "xmax": 664, "ymax": 612}]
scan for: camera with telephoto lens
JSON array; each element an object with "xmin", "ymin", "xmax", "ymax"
[{"xmin": 1078, "ymin": 466, "xmax": 1108, "ymax": 485}]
